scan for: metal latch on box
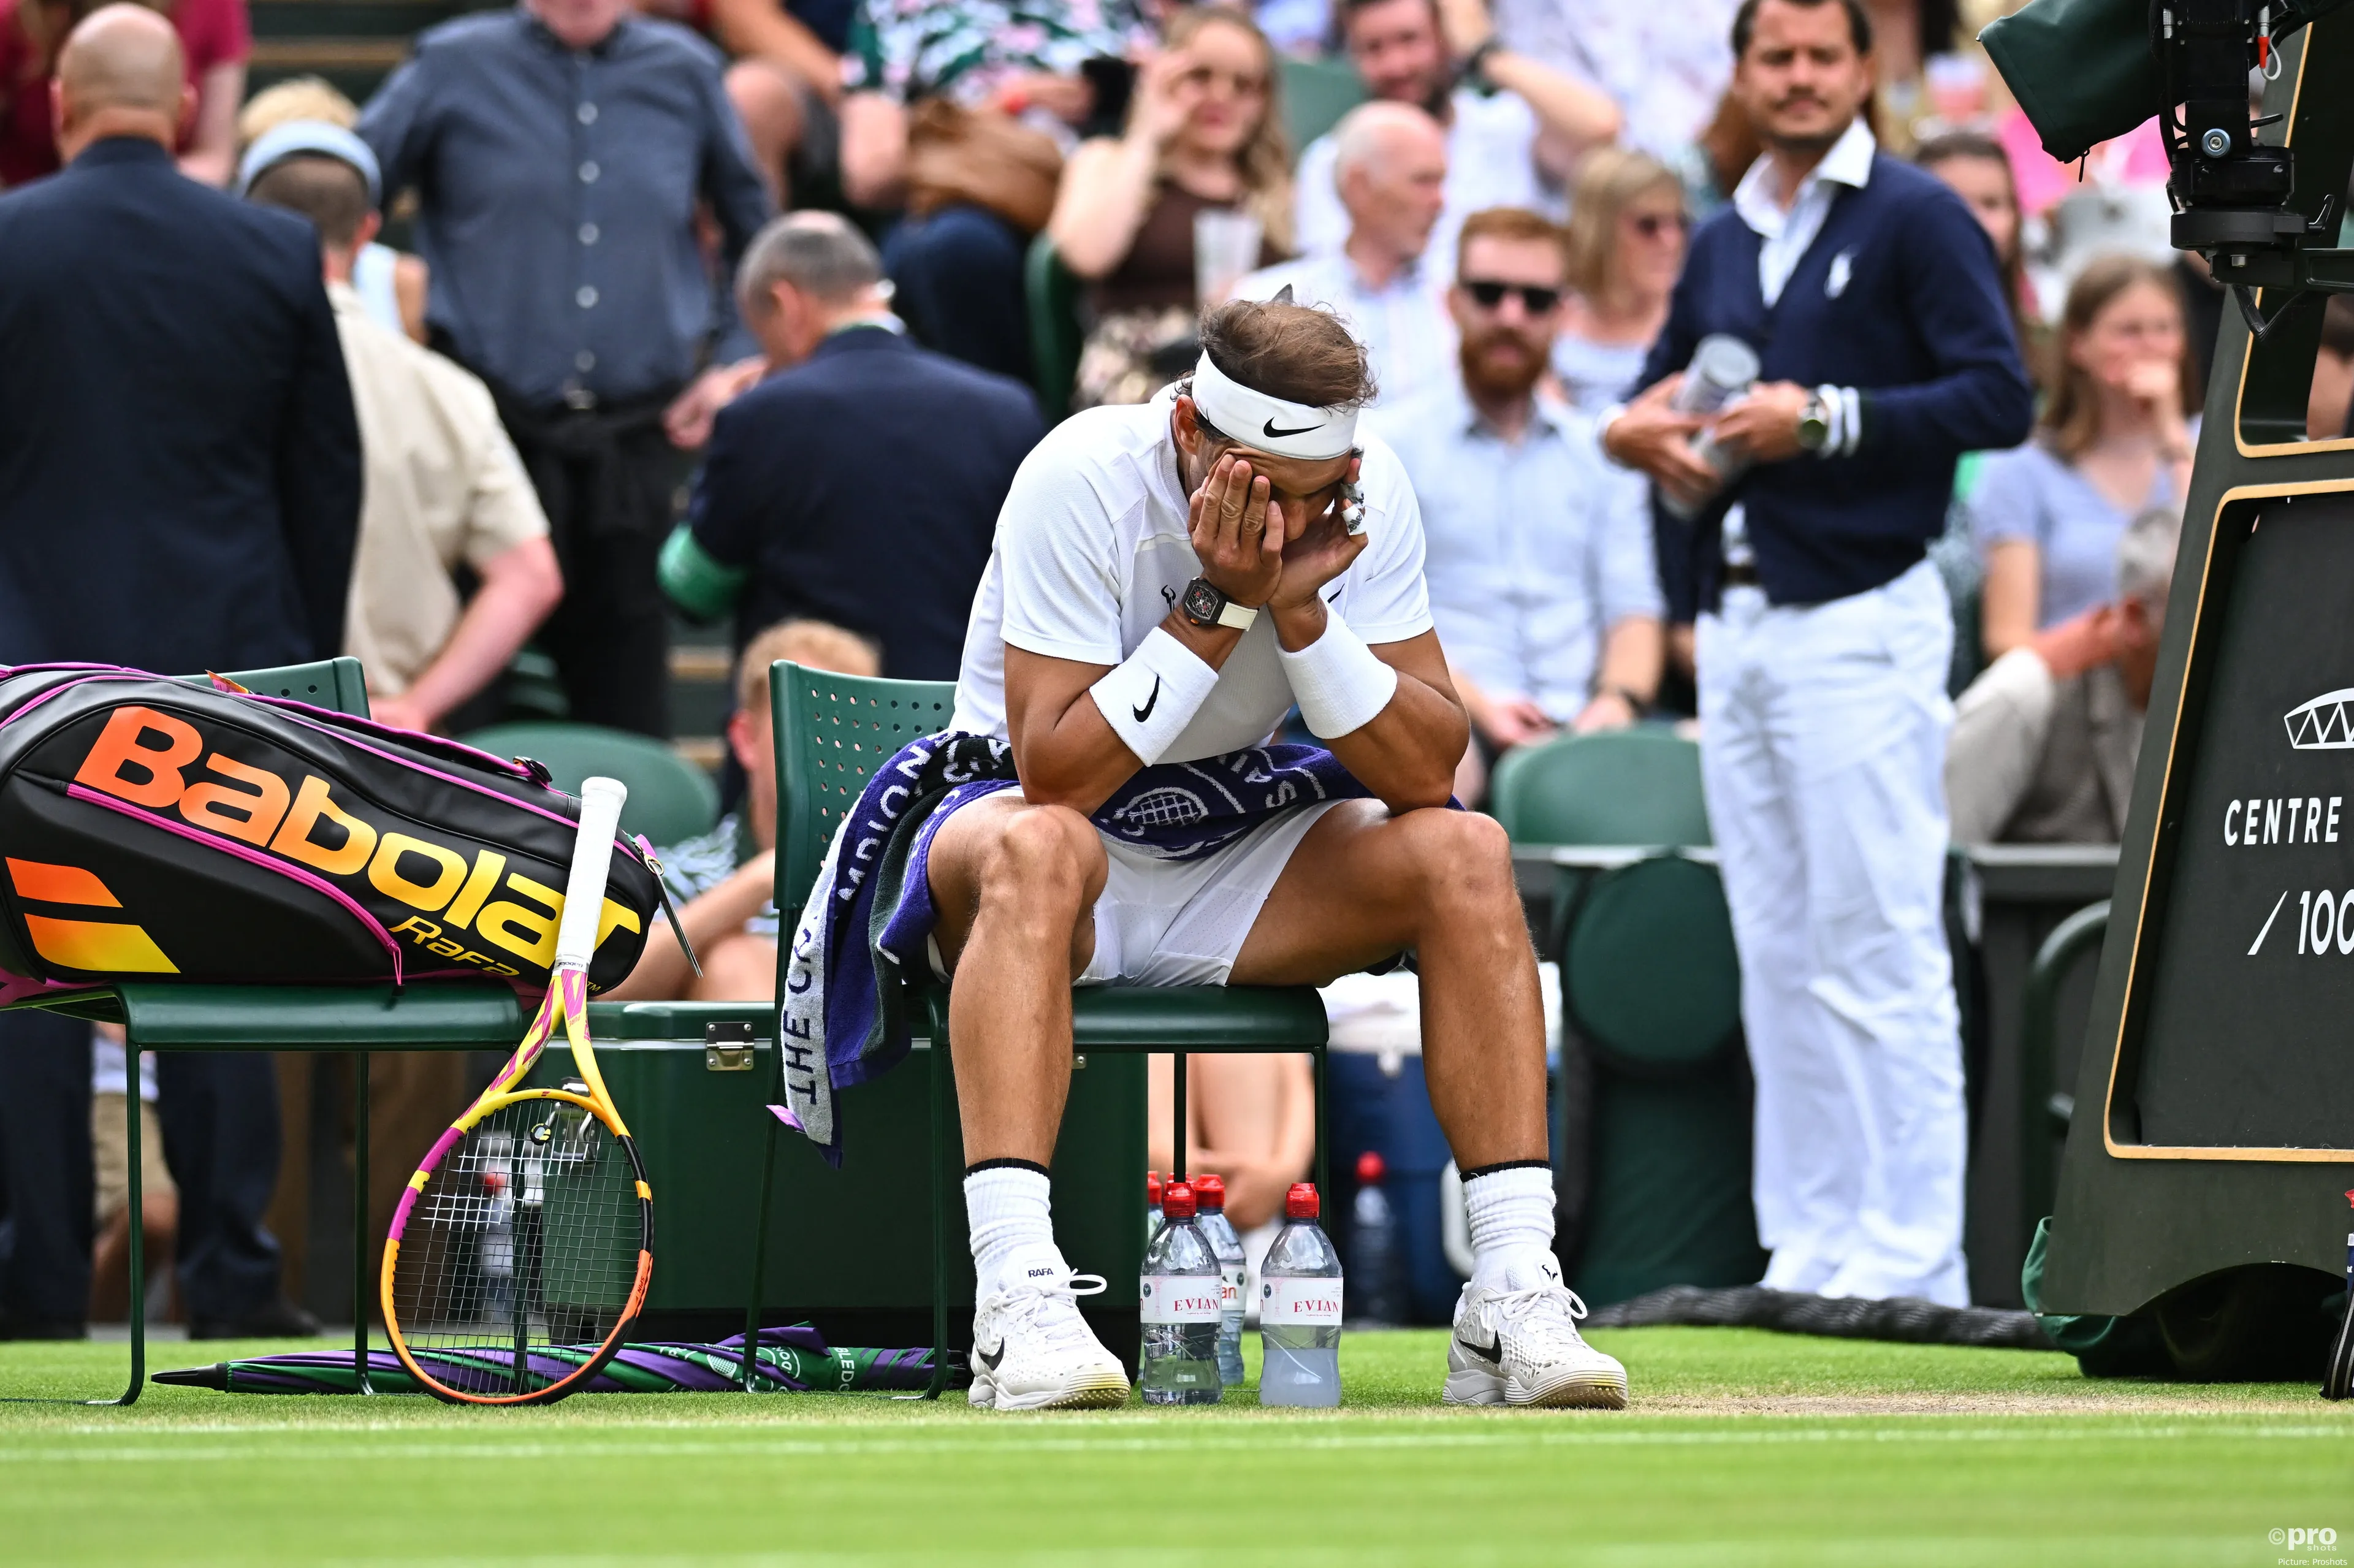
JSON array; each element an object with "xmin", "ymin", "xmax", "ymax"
[{"xmin": 705, "ymin": 1019, "xmax": 757, "ymax": 1071}]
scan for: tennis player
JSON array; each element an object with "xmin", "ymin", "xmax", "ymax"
[{"xmin": 933, "ymin": 297, "xmax": 1628, "ymax": 1410}]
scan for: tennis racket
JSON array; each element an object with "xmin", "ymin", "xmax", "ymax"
[{"xmin": 381, "ymin": 777, "xmax": 652, "ymax": 1406}]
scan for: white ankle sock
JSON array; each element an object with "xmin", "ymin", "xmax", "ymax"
[
  {"xmin": 1464, "ymin": 1165, "xmax": 1556, "ymax": 1288},
  {"xmin": 966, "ymin": 1164, "xmax": 1057, "ymax": 1294}
]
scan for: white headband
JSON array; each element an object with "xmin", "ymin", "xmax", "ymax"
[{"xmin": 1188, "ymin": 352, "xmax": 1358, "ymax": 462}]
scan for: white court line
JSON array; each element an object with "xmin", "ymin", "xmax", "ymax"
[{"xmin": 7, "ymin": 1422, "xmax": 2345, "ymax": 1464}]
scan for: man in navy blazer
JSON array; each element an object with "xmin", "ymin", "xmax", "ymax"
[
  {"xmin": 0, "ymin": 6, "xmax": 359, "ymax": 1339},
  {"xmin": 1605, "ymin": 0, "xmax": 2032, "ymax": 1308},
  {"xmin": 660, "ymin": 212, "xmax": 1045, "ymax": 680}
]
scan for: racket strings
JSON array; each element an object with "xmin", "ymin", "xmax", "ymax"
[{"xmin": 388, "ymin": 1098, "xmax": 642, "ymax": 1396}]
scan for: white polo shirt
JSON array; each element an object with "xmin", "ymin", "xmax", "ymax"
[{"xmin": 951, "ymin": 390, "xmax": 1434, "ymax": 764}]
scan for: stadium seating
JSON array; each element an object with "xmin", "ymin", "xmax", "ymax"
[
  {"xmin": 758, "ymin": 661, "xmax": 1330, "ymax": 1394},
  {"xmin": 1025, "ymin": 234, "xmax": 1086, "ymax": 420},
  {"xmin": 1278, "ymin": 56, "xmax": 1367, "ymax": 151},
  {"xmin": 1488, "ymin": 726, "xmax": 1711, "ymax": 848},
  {"xmin": 461, "ymin": 719, "xmax": 722, "ymax": 847}
]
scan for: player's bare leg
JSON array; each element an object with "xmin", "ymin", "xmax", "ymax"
[
  {"xmin": 1232, "ymin": 801, "xmax": 1628, "ymax": 1409},
  {"xmin": 924, "ymin": 791, "xmax": 1126, "ymax": 1410}
]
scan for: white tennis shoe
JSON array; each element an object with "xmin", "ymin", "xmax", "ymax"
[
  {"xmin": 968, "ymin": 1262, "xmax": 1130, "ymax": 1411},
  {"xmin": 1443, "ymin": 1255, "xmax": 1629, "ymax": 1409}
]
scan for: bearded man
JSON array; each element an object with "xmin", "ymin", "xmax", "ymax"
[
  {"xmin": 1373, "ymin": 207, "xmax": 1663, "ymax": 805},
  {"xmin": 779, "ymin": 295, "xmax": 1629, "ymax": 1412}
]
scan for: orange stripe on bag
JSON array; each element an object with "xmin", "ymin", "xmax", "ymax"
[{"xmin": 6, "ymin": 859, "xmax": 122, "ymax": 907}]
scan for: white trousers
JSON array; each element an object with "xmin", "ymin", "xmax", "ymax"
[{"xmin": 1696, "ymin": 560, "xmax": 1970, "ymax": 1306}]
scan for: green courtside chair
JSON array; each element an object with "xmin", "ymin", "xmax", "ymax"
[
  {"xmin": 1278, "ymin": 56, "xmax": 1367, "ymax": 151},
  {"xmin": 750, "ymin": 661, "xmax": 1330, "ymax": 1395},
  {"xmin": 15, "ymin": 658, "xmax": 534, "ymax": 1404},
  {"xmin": 461, "ymin": 720, "xmax": 720, "ymax": 847},
  {"xmin": 1026, "ymin": 233, "xmax": 1086, "ymax": 421},
  {"xmin": 1488, "ymin": 727, "xmax": 1710, "ymax": 848}
]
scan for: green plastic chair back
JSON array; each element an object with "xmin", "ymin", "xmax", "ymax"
[
  {"xmin": 1488, "ymin": 728, "xmax": 1710, "ymax": 847},
  {"xmin": 207, "ymin": 655, "xmax": 370, "ymax": 718},
  {"xmin": 1560, "ymin": 855, "xmax": 1740, "ymax": 1077},
  {"xmin": 773, "ymin": 662, "xmax": 957, "ymax": 914},
  {"xmin": 1025, "ymin": 233, "xmax": 1085, "ymax": 421},
  {"xmin": 459, "ymin": 720, "xmax": 720, "ymax": 847},
  {"xmin": 1279, "ymin": 56, "xmax": 1366, "ymax": 152}
]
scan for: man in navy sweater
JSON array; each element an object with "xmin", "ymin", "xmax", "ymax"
[
  {"xmin": 1604, "ymin": 0, "xmax": 2032, "ymax": 1306},
  {"xmin": 660, "ymin": 212, "xmax": 1044, "ymax": 679}
]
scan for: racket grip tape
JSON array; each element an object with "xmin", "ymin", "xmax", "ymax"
[{"xmin": 554, "ymin": 776, "xmax": 628, "ymax": 972}]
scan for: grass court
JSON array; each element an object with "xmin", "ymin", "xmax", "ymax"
[{"xmin": 3, "ymin": 1326, "xmax": 2348, "ymax": 1565}]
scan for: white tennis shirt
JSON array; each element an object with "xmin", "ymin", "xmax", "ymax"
[{"xmin": 951, "ymin": 390, "xmax": 1434, "ymax": 764}]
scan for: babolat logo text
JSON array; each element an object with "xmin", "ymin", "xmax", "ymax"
[{"xmin": 71, "ymin": 705, "xmax": 638, "ymax": 976}]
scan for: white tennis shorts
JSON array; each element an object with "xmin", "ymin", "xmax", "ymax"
[{"xmin": 1077, "ymin": 799, "xmax": 1344, "ymax": 987}]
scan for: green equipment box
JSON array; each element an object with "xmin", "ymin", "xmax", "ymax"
[{"xmin": 541, "ymin": 1003, "xmax": 1146, "ymax": 1363}]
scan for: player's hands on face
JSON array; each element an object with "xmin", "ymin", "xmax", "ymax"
[
  {"xmin": 1605, "ymin": 374, "xmax": 1717, "ymax": 506},
  {"xmin": 1265, "ymin": 454, "xmax": 1369, "ymax": 614},
  {"xmin": 1188, "ymin": 451, "xmax": 1287, "ymax": 608}
]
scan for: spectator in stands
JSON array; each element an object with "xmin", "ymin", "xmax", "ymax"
[
  {"xmin": 236, "ymin": 75, "xmax": 427, "ymax": 342},
  {"xmin": 610, "ymin": 618, "xmax": 881, "ymax": 1001},
  {"xmin": 1235, "ymin": 102, "xmax": 1455, "ymax": 406},
  {"xmin": 1374, "ymin": 207, "xmax": 1661, "ymax": 803},
  {"xmin": 1604, "ymin": 0, "xmax": 2032, "ymax": 1306},
  {"xmin": 0, "ymin": 0, "xmax": 245, "ymax": 186},
  {"xmin": 243, "ymin": 126, "xmax": 566, "ymax": 737},
  {"xmin": 1968, "ymin": 255, "xmax": 2193, "ymax": 660},
  {"xmin": 1148, "ymin": 1053, "xmax": 1314, "ymax": 1233},
  {"xmin": 359, "ymin": 0, "xmax": 774, "ymax": 739},
  {"xmin": 1948, "ymin": 504, "xmax": 2177, "ymax": 844},
  {"xmin": 1489, "ymin": 0, "xmax": 1737, "ymax": 161},
  {"xmin": 88, "ymin": 1032, "xmax": 174, "ymax": 1323},
  {"xmin": 1553, "ymin": 148, "xmax": 1688, "ymax": 413},
  {"xmin": 1052, "ymin": 6, "xmax": 1290, "ymax": 409},
  {"xmin": 1915, "ymin": 129, "xmax": 2040, "ymax": 382},
  {"xmin": 661, "ymin": 213, "xmax": 1044, "ymax": 679},
  {"xmin": 838, "ymin": 0, "xmax": 1151, "ymax": 381},
  {"xmin": 2310, "ymin": 294, "xmax": 2354, "ymax": 441},
  {"xmin": 1294, "ymin": 0, "xmax": 1620, "ymax": 274},
  {"xmin": 0, "ymin": 4, "xmax": 359, "ymax": 1339}
]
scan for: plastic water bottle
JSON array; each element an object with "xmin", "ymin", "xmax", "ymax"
[
  {"xmin": 1146, "ymin": 1170, "xmax": 1165, "ymax": 1247},
  {"xmin": 1139, "ymin": 1179, "xmax": 1223, "ymax": 1404},
  {"xmin": 1260, "ymin": 1182, "xmax": 1344, "ymax": 1407},
  {"xmin": 1190, "ymin": 1174, "xmax": 1249, "ymax": 1386},
  {"xmin": 1350, "ymin": 1150, "xmax": 1404, "ymax": 1326}
]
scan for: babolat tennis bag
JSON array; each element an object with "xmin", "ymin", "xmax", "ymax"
[{"xmin": 0, "ymin": 665, "xmax": 660, "ymax": 1002}]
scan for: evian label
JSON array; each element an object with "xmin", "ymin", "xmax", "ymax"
[
  {"xmin": 1140, "ymin": 1274, "xmax": 1223, "ymax": 1325},
  {"xmin": 1219, "ymin": 1266, "xmax": 1246, "ymax": 1311},
  {"xmin": 1260, "ymin": 1277, "xmax": 1343, "ymax": 1326}
]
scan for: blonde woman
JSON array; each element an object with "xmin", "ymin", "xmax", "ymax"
[
  {"xmin": 1968, "ymin": 254, "xmax": 2196, "ymax": 659},
  {"xmin": 1552, "ymin": 146, "xmax": 1688, "ymax": 411},
  {"xmin": 1049, "ymin": 6, "xmax": 1292, "ymax": 408}
]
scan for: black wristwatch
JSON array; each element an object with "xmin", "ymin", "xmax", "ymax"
[
  {"xmin": 1180, "ymin": 576, "xmax": 1260, "ymax": 631},
  {"xmin": 1462, "ymin": 36, "xmax": 1504, "ymax": 91}
]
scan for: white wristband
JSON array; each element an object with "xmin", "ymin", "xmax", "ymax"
[
  {"xmin": 1277, "ymin": 609, "xmax": 1397, "ymax": 739},
  {"xmin": 1089, "ymin": 627, "xmax": 1221, "ymax": 766}
]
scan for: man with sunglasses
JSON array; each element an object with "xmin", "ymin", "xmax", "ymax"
[
  {"xmin": 1374, "ymin": 207, "xmax": 1661, "ymax": 802},
  {"xmin": 1602, "ymin": 0, "xmax": 2032, "ymax": 1307},
  {"xmin": 927, "ymin": 295, "xmax": 1628, "ymax": 1411}
]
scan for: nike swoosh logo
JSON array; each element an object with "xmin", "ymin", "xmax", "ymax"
[
  {"xmin": 1263, "ymin": 418, "xmax": 1320, "ymax": 439},
  {"xmin": 978, "ymin": 1343, "xmax": 1005, "ymax": 1371},
  {"xmin": 1459, "ymin": 1332, "xmax": 1504, "ymax": 1366},
  {"xmin": 1133, "ymin": 677, "xmax": 1161, "ymax": 724}
]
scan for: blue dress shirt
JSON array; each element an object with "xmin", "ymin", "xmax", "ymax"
[
  {"xmin": 1371, "ymin": 381, "xmax": 1663, "ymax": 721},
  {"xmin": 359, "ymin": 7, "xmax": 774, "ymax": 408}
]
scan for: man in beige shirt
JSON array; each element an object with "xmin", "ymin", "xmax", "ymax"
[
  {"xmin": 241, "ymin": 121, "xmax": 562, "ymax": 733},
  {"xmin": 1947, "ymin": 504, "xmax": 2179, "ymax": 845}
]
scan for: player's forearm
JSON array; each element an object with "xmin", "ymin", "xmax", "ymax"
[
  {"xmin": 1275, "ymin": 603, "xmax": 1463, "ymax": 810},
  {"xmin": 1010, "ymin": 614, "xmax": 1246, "ymax": 813}
]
